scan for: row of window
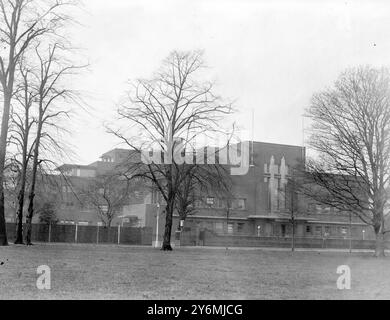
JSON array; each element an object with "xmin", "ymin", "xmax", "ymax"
[
  {"xmin": 307, "ymin": 204, "xmax": 343, "ymax": 214},
  {"xmin": 305, "ymin": 225, "xmax": 349, "ymax": 236},
  {"xmin": 196, "ymin": 221, "xmax": 246, "ymax": 234},
  {"xmin": 59, "ymin": 220, "xmax": 89, "ymax": 226},
  {"xmin": 206, "ymin": 222, "xmax": 355, "ymax": 237},
  {"xmin": 194, "ymin": 198, "xmax": 246, "ymax": 210}
]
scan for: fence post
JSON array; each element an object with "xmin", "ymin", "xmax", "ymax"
[
  {"xmin": 118, "ymin": 225, "xmax": 121, "ymax": 245},
  {"xmin": 48, "ymin": 223, "xmax": 52, "ymax": 243},
  {"xmin": 75, "ymin": 223, "xmax": 78, "ymax": 243}
]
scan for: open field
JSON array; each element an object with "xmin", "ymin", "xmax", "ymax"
[{"xmin": 0, "ymin": 243, "xmax": 390, "ymax": 300}]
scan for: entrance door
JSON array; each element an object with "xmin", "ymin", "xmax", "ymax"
[{"xmin": 281, "ymin": 224, "xmax": 286, "ymax": 237}]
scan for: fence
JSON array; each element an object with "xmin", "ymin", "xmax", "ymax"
[
  {"xmin": 180, "ymin": 229, "xmax": 390, "ymax": 250},
  {"xmin": 6, "ymin": 223, "xmax": 388, "ymax": 250},
  {"xmin": 5, "ymin": 223, "xmax": 153, "ymax": 246}
]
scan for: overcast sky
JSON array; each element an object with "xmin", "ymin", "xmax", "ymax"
[{"xmin": 67, "ymin": 0, "xmax": 390, "ymax": 165}]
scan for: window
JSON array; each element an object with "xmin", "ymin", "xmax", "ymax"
[
  {"xmin": 215, "ymin": 198, "xmax": 226, "ymax": 209},
  {"xmin": 232, "ymin": 199, "xmax": 246, "ymax": 210},
  {"xmin": 99, "ymin": 205, "xmax": 108, "ymax": 213},
  {"xmin": 227, "ymin": 223, "xmax": 234, "ymax": 234},
  {"xmin": 315, "ymin": 226, "xmax": 322, "ymax": 235},
  {"xmin": 134, "ymin": 191, "xmax": 142, "ymax": 198},
  {"xmin": 341, "ymin": 227, "xmax": 348, "ymax": 235},
  {"xmin": 325, "ymin": 226, "xmax": 331, "ymax": 235},
  {"xmin": 281, "ymin": 224, "xmax": 287, "ymax": 237},
  {"xmin": 306, "ymin": 226, "xmax": 311, "ymax": 233},
  {"xmin": 237, "ymin": 223, "xmax": 245, "ymax": 233},
  {"xmin": 206, "ymin": 197, "xmax": 215, "ymax": 206},
  {"xmin": 215, "ymin": 222, "xmax": 223, "ymax": 233},
  {"xmin": 227, "ymin": 199, "xmax": 246, "ymax": 210}
]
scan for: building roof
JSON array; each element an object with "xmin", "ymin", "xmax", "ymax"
[
  {"xmin": 100, "ymin": 148, "xmax": 134, "ymax": 158},
  {"xmin": 58, "ymin": 140, "xmax": 305, "ymax": 173},
  {"xmin": 56, "ymin": 164, "xmax": 97, "ymax": 171},
  {"xmin": 250, "ymin": 141, "xmax": 305, "ymax": 149}
]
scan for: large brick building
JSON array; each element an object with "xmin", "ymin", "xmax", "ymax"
[
  {"xmin": 174, "ymin": 141, "xmax": 372, "ymax": 244},
  {"xmin": 77, "ymin": 143, "xmax": 373, "ymax": 240},
  {"xmin": 5, "ymin": 142, "xmax": 375, "ymax": 244}
]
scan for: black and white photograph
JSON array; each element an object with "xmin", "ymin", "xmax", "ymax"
[{"xmin": 0, "ymin": 0, "xmax": 389, "ymax": 304}]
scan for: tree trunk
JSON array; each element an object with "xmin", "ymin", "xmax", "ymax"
[
  {"xmin": 374, "ymin": 225, "xmax": 385, "ymax": 257},
  {"xmin": 0, "ymin": 93, "xmax": 12, "ymax": 246},
  {"xmin": 0, "ymin": 192, "xmax": 8, "ymax": 246},
  {"xmin": 15, "ymin": 152, "xmax": 28, "ymax": 245},
  {"xmin": 25, "ymin": 130, "xmax": 42, "ymax": 245},
  {"xmin": 15, "ymin": 88, "xmax": 31, "ymax": 245},
  {"xmin": 25, "ymin": 191, "xmax": 36, "ymax": 246},
  {"xmin": 291, "ymin": 219, "xmax": 295, "ymax": 252},
  {"xmin": 14, "ymin": 188, "xmax": 25, "ymax": 244},
  {"xmin": 107, "ymin": 213, "xmax": 112, "ymax": 228},
  {"xmin": 161, "ymin": 202, "xmax": 174, "ymax": 251},
  {"xmin": 107, "ymin": 218, "xmax": 112, "ymax": 243},
  {"xmin": 25, "ymin": 164, "xmax": 37, "ymax": 246},
  {"xmin": 25, "ymin": 98, "xmax": 44, "ymax": 246}
]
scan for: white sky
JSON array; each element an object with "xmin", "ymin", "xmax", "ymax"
[{"xmin": 66, "ymin": 0, "xmax": 390, "ymax": 164}]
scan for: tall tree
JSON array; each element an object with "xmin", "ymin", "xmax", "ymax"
[
  {"xmin": 110, "ymin": 51, "xmax": 233, "ymax": 250},
  {"xmin": 305, "ymin": 66, "xmax": 390, "ymax": 257},
  {"xmin": 25, "ymin": 43, "xmax": 82, "ymax": 245},
  {"xmin": 8, "ymin": 60, "xmax": 36, "ymax": 244},
  {"xmin": 0, "ymin": 0, "xmax": 72, "ymax": 245}
]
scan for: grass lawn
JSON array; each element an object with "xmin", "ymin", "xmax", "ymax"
[{"xmin": 0, "ymin": 243, "xmax": 389, "ymax": 300}]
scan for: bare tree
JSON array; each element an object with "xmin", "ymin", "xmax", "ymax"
[
  {"xmin": 109, "ymin": 51, "xmax": 233, "ymax": 250},
  {"xmin": 0, "ymin": 0, "xmax": 74, "ymax": 245},
  {"xmin": 81, "ymin": 173, "xmax": 133, "ymax": 227},
  {"xmin": 305, "ymin": 66, "xmax": 390, "ymax": 257},
  {"xmin": 175, "ymin": 160, "xmax": 232, "ymax": 226},
  {"xmin": 25, "ymin": 43, "xmax": 83, "ymax": 245},
  {"xmin": 285, "ymin": 176, "xmax": 300, "ymax": 252},
  {"xmin": 8, "ymin": 59, "xmax": 36, "ymax": 244},
  {"xmin": 3, "ymin": 157, "xmax": 20, "ymax": 218}
]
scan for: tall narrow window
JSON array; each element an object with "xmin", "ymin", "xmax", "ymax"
[
  {"xmin": 206, "ymin": 197, "xmax": 215, "ymax": 206},
  {"xmin": 227, "ymin": 223, "xmax": 234, "ymax": 234}
]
